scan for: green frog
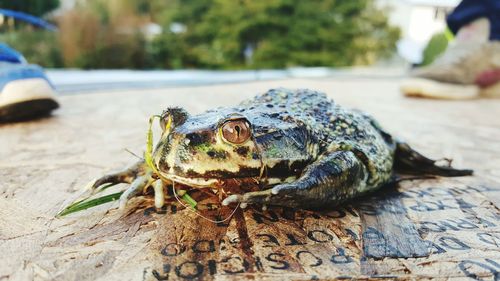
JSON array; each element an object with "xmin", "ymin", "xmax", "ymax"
[{"xmin": 88, "ymin": 88, "xmax": 472, "ymax": 211}]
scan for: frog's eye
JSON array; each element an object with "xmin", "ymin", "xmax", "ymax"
[{"xmin": 221, "ymin": 119, "xmax": 251, "ymax": 144}]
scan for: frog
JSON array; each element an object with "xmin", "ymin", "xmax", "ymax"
[{"xmin": 88, "ymin": 88, "xmax": 472, "ymax": 211}]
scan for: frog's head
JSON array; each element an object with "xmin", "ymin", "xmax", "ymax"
[{"xmin": 152, "ymin": 107, "xmax": 262, "ymax": 188}]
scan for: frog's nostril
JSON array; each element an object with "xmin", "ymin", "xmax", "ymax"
[{"xmin": 185, "ymin": 133, "xmax": 209, "ymax": 146}]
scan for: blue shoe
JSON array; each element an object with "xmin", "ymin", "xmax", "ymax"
[{"xmin": 0, "ymin": 43, "xmax": 58, "ymax": 122}]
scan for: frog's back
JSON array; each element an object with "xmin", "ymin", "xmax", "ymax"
[
  {"xmin": 241, "ymin": 88, "xmax": 395, "ymax": 188},
  {"xmin": 241, "ymin": 88, "xmax": 331, "ymax": 117},
  {"xmin": 240, "ymin": 88, "xmax": 336, "ymax": 142}
]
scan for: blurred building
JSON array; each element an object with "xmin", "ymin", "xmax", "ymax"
[{"xmin": 377, "ymin": 0, "xmax": 460, "ymax": 64}]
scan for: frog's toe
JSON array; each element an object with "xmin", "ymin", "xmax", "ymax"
[
  {"xmin": 153, "ymin": 180, "xmax": 166, "ymax": 210},
  {"xmin": 90, "ymin": 174, "xmax": 125, "ymax": 192},
  {"xmin": 222, "ymin": 194, "xmax": 250, "ymax": 208},
  {"xmin": 221, "ymin": 194, "xmax": 242, "ymax": 206},
  {"xmin": 118, "ymin": 171, "xmax": 153, "ymax": 210}
]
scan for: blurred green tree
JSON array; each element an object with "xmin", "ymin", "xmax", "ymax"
[
  {"xmin": 0, "ymin": 0, "xmax": 60, "ymax": 17},
  {"xmin": 1, "ymin": 0, "xmax": 400, "ymax": 69},
  {"xmin": 152, "ymin": 0, "xmax": 400, "ymax": 69}
]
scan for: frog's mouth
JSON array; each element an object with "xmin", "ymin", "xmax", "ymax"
[{"xmin": 163, "ymin": 173, "xmax": 221, "ymax": 188}]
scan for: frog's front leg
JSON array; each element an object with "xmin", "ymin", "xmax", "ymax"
[{"xmin": 223, "ymin": 151, "xmax": 368, "ymax": 209}]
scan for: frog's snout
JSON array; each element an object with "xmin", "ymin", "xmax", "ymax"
[
  {"xmin": 153, "ymin": 132, "xmax": 197, "ymax": 176},
  {"xmin": 152, "ymin": 135, "xmax": 174, "ymax": 175}
]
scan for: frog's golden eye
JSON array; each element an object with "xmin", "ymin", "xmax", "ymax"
[{"xmin": 221, "ymin": 119, "xmax": 251, "ymax": 144}]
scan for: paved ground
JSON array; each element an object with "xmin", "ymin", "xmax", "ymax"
[
  {"xmin": 46, "ymin": 67, "xmax": 404, "ymax": 94},
  {"xmin": 1, "ymin": 77, "xmax": 499, "ymax": 280}
]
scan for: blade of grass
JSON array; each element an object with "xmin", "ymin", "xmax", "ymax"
[
  {"xmin": 60, "ymin": 182, "xmax": 119, "ymax": 213},
  {"xmin": 145, "ymin": 115, "xmax": 162, "ymax": 175},
  {"xmin": 182, "ymin": 193, "xmax": 197, "ymax": 209},
  {"xmin": 57, "ymin": 191, "xmax": 124, "ymax": 217}
]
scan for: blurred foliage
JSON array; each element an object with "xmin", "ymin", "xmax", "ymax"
[
  {"xmin": 0, "ymin": 31, "xmax": 63, "ymax": 67},
  {"xmin": 1, "ymin": 0, "xmax": 399, "ymax": 69},
  {"xmin": 0, "ymin": 0, "xmax": 62, "ymax": 67},
  {"xmin": 421, "ymin": 32, "xmax": 449, "ymax": 66},
  {"xmin": 57, "ymin": 0, "xmax": 151, "ymax": 69},
  {"xmin": 0, "ymin": 0, "xmax": 60, "ymax": 17},
  {"xmin": 151, "ymin": 0, "xmax": 400, "ymax": 69}
]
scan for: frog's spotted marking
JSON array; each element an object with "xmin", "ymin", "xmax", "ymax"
[
  {"xmin": 235, "ymin": 146, "xmax": 249, "ymax": 157},
  {"xmin": 206, "ymin": 149, "xmax": 228, "ymax": 160}
]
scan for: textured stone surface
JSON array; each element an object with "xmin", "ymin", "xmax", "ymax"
[{"xmin": 1, "ymin": 78, "xmax": 499, "ymax": 280}]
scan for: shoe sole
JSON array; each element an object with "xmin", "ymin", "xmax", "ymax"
[
  {"xmin": 400, "ymin": 78, "xmax": 479, "ymax": 100},
  {"xmin": 401, "ymin": 77, "xmax": 500, "ymax": 100},
  {"xmin": 0, "ymin": 98, "xmax": 59, "ymax": 123},
  {"xmin": 0, "ymin": 78, "xmax": 59, "ymax": 122}
]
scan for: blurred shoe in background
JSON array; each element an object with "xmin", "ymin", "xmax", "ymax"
[
  {"xmin": 401, "ymin": 18, "xmax": 500, "ymax": 99},
  {"xmin": 0, "ymin": 43, "xmax": 59, "ymax": 123}
]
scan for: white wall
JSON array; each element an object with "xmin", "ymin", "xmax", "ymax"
[{"xmin": 376, "ymin": 0, "xmax": 459, "ymax": 63}]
